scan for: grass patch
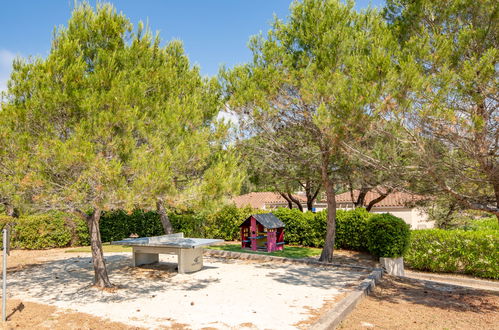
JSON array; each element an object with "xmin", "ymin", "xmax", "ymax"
[
  {"xmin": 66, "ymin": 243, "xmax": 131, "ymax": 253},
  {"xmin": 207, "ymin": 244, "xmax": 321, "ymax": 259}
]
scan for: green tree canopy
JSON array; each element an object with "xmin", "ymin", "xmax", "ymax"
[
  {"xmin": 222, "ymin": 0, "xmax": 398, "ymax": 261},
  {"xmin": 0, "ymin": 2, "xmax": 241, "ymax": 287},
  {"xmin": 384, "ymin": 0, "xmax": 499, "ymax": 219}
]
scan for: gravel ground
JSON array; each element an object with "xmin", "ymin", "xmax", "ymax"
[{"xmin": 5, "ymin": 252, "xmax": 369, "ymax": 329}]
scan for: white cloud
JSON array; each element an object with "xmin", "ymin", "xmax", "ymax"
[{"xmin": 0, "ymin": 50, "xmax": 17, "ymax": 94}]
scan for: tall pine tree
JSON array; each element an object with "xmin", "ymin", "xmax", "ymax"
[{"xmin": 0, "ymin": 2, "xmax": 241, "ymax": 287}]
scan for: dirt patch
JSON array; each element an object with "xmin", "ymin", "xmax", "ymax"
[
  {"xmin": 339, "ymin": 275, "xmax": 499, "ymax": 329},
  {"xmin": 0, "ymin": 299, "xmax": 143, "ymax": 329}
]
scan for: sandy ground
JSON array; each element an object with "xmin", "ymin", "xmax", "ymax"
[
  {"xmin": 1, "ymin": 298, "xmax": 143, "ymax": 330},
  {"xmin": 339, "ymin": 275, "xmax": 499, "ymax": 330},
  {"xmin": 4, "ymin": 252, "xmax": 369, "ymax": 329}
]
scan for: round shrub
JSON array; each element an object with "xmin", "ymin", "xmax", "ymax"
[{"xmin": 367, "ymin": 213, "xmax": 410, "ymax": 258}]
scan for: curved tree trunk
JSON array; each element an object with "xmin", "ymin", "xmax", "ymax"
[
  {"xmin": 365, "ymin": 188, "xmax": 393, "ymax": 211},
  {"xmin": 278, "ymin": 191, "xmax": 294, "ymax": 209},
  {"xmin": 156, "ymin": 200, "xmax": 173, "ymax": 234},
  {"xmin": 287, "ymin": 192, "xmax": 304, "ymax": 212},
  {"xmin": 303, "ymin": 181, "xmax": 320, "ymax": 211},
  {"xmin": 319, "ymin": 154, "xmax": 336, "ymax": 263},
  {"xmin": 85, "ymin": 208, "xmax": 112, "ymax": 288},
  {"xmin": 354, "ymin": 187, "xmax": 370, "ymax": 208}
]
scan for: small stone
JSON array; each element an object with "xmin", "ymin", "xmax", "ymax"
[
  {"xmin": 136, "ymin": 309, "xmax": 140, "ymax": 312},
  {"xmin": 190, "ymin": 302, "xmax": 195, "ymax": 306}
]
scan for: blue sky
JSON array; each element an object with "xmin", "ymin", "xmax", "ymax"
[{"xmin": 0, "ymin": 0, "xmax": 384, "ymax": 91}]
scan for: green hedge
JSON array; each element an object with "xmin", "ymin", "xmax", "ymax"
[
  {"xmin": 335, "ymin": 208, "xmax": 371, "ymax": 251},
  {"xmin": 404, "ymin": 229, "xmax": 499, "ymax": 279},
  {"xmin": 99, "ymin": 209, "xmax": 164, "ymax": 242},
  {"xmin": 204, "ymin": 205, "xmax": 259, "ymax": 241},
  {"xmin": 3, "ymin": 207, "xmax": 497, "ymax": 280},
  {"xmin": 465, "ymin": 217, "xmax": 499, "ymax": 231},
  {"xmin": 0, "ymin": 212, "xmax": 89, "ymax": 249},
  {"xmin": 273, "ymin": 208, "xmax": 316, "ymax": 246},
  {"xmin": 367, "ymin": 213, "xmax": 411, "ymax": 258},
  {"xmin": 170, "ymin": 212, "xmax": 206, "ymax": 238}
]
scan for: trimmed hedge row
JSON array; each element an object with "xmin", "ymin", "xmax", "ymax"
[
  {"xmin": 4, "ymin": 206, "xmax": 495, "ymax": 279},
  {"xmin": 100, "ymin": 209, "xmax": 164, "ymax": 242},
  {"xmin": 0, "ymin": 212, "xmax": 89, "ymax": 249},
  {"xmin": 405, "ymin": 229, "xmax": 499, "ymax": 279}
]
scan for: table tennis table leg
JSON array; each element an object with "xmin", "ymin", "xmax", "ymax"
[
  {"xmin": 177, "ymin": 248, "xmax": 203, "ymax": 273},
  {"xmin": 133, "ymin": 248, "xmax": 159, "ymax": 266}
]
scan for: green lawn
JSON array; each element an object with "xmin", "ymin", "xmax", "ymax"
[
  {"xmin": 207, "ymin": 244, "xmax": 321, "ymax": 259},
  {"xmin": 66, "ymin": 243, "xmax": 131, "ymax": 253}
]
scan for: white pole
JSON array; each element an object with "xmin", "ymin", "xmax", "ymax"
[{"xmin": 2, "ymin": 228, "xmax": 6, "ymax": 322}]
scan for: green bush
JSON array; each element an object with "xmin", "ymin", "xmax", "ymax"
[
  {"xmin": 169, "ymin": 212, "xmax": 206, "ymax": 238},
  {"xmin": 100, "ymin": 209, "xmax": 164, "ymax": 242},
  {"xmin": 204, "ymin": 205, "xmax": 257, "ymax": 241},
  {"xmin": 405, "ymin": 229, "xmax": 499, "ymax": 279},
  {"xmin": 273, "ymin": 208, "xmax": 312, "ymax": 245},
  {"xmin": 308, "ymin": 210, "xmax": 327, "ymax": 247},
  {"xmin": 0, "ymin": 212, "xmax": 89, "ymax": 249},
  {"xmin": 335, "ymin": 208, "xmax": 371, "ymax": 251},
  {"xmin": 465, "ymin": 217, "xmax": 499, "ymax": 231},
  {"xmin": 366, "ymin": 213, "xmax": 410, "ymax": 258}
]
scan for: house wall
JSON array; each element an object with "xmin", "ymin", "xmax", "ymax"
[{"xmin": 370, "ymin": 207, "xmax": 433, "ymax": 229}]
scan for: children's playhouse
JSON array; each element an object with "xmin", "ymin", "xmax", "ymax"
[{"xmin": 239, "ymin": 213, "xmax": 285, "ymax": 252}]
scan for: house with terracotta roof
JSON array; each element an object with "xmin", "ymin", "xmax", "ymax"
[
  {"xmin": 334, "ymin": 190, "xmax": 432, "ymax": 229},
  {"xmin": 233, "ymin": 192, "xmax": 307, "ymax": 210},
  {"xmin": 233, "ymin": 190, "xmax": 433, "ymax": 229}
]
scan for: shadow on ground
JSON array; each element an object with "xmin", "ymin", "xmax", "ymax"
[
  {"xmin": 255, "ymin": 262, "xmax": 369, "ymax": 290},
  {"xmin": 371, "ymin": 275, "xmax": 499, "ymax": 313},
  {"xmin": 7, "ymin": 254, "xmax": 220, "ymax": 304}
]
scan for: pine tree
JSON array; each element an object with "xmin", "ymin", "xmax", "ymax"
[
  {"xmin": 222, "ymin": 0, "xmax": 397, "ymax": 262},
  {"xmin": 0, "ymin": 2, "xmax": 241, "ymax": 287}
]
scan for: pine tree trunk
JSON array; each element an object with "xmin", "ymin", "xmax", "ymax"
[
  {"xmin": 287, "ymin": 192, "xmax": 304, "ymax": 212},
  {"xmin": 319, "ymin": 156, "xmax": 336, "ymax": 263},
  {"xmin": 156, "ymin": 200, "xmax": 173, "ymax": 234},
  {"xmin": 354, "ymin": 187, "xmax": 370, "ymax": 208},
  {"xmin": 86, "ymin": 209, "xmax": 112, "ymax": 288},
  {"xmin": 278, "ymin": 192, "xmax": 294, "ymax": 209},
  {"xmin": 365, "ymin": 188, "xmax": 393, "ymax": 211}
]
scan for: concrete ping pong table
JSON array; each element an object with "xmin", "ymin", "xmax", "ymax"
[{"xmin": 111, "ymin": 233, "xmax": 223, "ymax": 274}]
